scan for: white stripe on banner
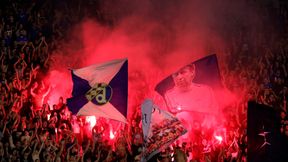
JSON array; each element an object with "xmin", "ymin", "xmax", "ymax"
[
  {"xmin": 77, "ymin": 102, "xmax": 127, "ymax": 123},
  {"xmin": 74, "ymin": 59, "xmax": 126, "ymax": 87}
]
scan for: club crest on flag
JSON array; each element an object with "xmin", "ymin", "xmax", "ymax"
[{"xmin": 85, "ymin": 83, "xmax": 113, "ymax": 105}]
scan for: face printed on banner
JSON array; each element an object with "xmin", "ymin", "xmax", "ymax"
[{"xmin": 172, "ymin": 64, "xmax": 196, "ymax": 91}]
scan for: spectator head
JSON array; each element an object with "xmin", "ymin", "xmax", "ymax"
[
  {"xmin": 23, "ymin": 149, "xmax": 30, "ymax": 159},
  {"xmin": 20, "ymin": 52, "xmax": 25, "ymax": 60},
  {"xmin": 283, "ymin": 86, "xmax": 288, "ymax": 94},
  {"xmin": 43, "ymin": 121, "xmax": 48, "ymax": 128},
  {"xmin": 131, "ymin": 119, "xmax": 137, "ymax": 127},
  {"xmin": 0, "ymin": 142, "xmax": 3, "ymax": 155},
  {"xmin": 285, "ymin": 123, "xmax": 288, "ymax": 137},
  {"xmin": 52, "ymin": 104, "xmax": 57, "ymax": 110},
  {"xmin": 58, "ymin": 96, "xmax": 64, "ymax": 104},
  {"xmin": 24, "ymin": 130, "xmax": 29, "ymax": 136},
  {"xmin": 280, "ymin": 110, "xmax": 286, "ymax": 119},
  {"xmin": 182, "ymin": 142, "xmax": 187, "ymax": 149}
]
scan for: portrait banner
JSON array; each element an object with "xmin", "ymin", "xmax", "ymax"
[{"xmin": 155, "ymin": 54, "xmax": 221, "ymax": 115}]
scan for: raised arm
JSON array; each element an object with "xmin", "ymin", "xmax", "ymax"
[
  {"xmin": 56, "ymin": 139, "xmax": 65, "ymax": 159},
  {"xmin": 31, "ymin": 64, "xmax": 40, "ymax": 79},
  {"xmin": 95, "ymin": 149, "xmax": 102, "ymax": 162},
  {"xmin": 43, "ymin": 52, "xmax": 50, "ymax": 68},
  {"xmin": 22, "ymin": 59, "xmax": 27, "ymax": 71},
  {"xmin": 30, "ymin": 82, "xmax": 38, "ymax": 97},
  {"xmin": 38, "ymin": 136, "xmax": 47, "ymax": 153},
  {"xmin": 22, "ymin": 70, "xmax": 33, "ymax": 90},
  {"xmin": 42, "ymin": 37, "xmax": 49, "ymax": 53},
  {"xmin": 7, "ymin": 47, "xmax": 12, "ymax": 60},
  {"xmin": 282, "ymin": 64, "xmax": 287, "ymax": 78},
  {"xmin": 21, "ymin": 42, "xmax": 28, "ymax": 53},
  {"xmin": 0, "ymin": 102, "xmax": 6, "ymax": 119},
  {"xmin": 4, "ymin": 79, "xmax": 10, "ymax": 92},
  {"xmin": 13, "ymin": 58, "xmax": 20, "ymax": 71},
  {"xmin": 43, "ymin": 84, "xmax": 51, "ymax": 98},
  {"xmin": 29, "ymin": 42, "xmax": 36, "ymax": 63},
  {"xmin": 66, "ymin": 138, "xmax": 77, "ymax": 161},
  {"xmin": 8, "ymin": 129, "xmax": 15, "ymax": 149},
  {"xmin": 33, "ymin": 141, "xmax": 38, "ymax": 153},
  {"xmin": 0, "ymin": 120, "xmax": 7, "ymax": 140},
  {"xmin": 81, "ymin": 140, "xmax": 90, "ymax": 162},
  {"xmin": 0, "ymin": 51, "xmax": 4, "ymax": 60},
  {"xmin": 1, "ymin": 56, "xmax": 4, "ymax": 70}
]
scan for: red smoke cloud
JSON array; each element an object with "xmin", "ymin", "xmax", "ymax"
[{"xmin": 44, "ymin": 0, "xmax": 267, "ymax": 118}]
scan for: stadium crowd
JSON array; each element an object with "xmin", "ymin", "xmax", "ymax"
[{"xmin": 0, "ymin": 0, "xmax": 288, "ymax": 162}]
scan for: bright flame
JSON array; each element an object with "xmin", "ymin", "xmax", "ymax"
[
  {"xmin": 215, "ymin": 135, "xmax": 223, "ymax": 144},
  {"xmin": 110, "ymin": 130, "xmax": 115, "ymax": 139},
  {"xmin": 86, "ymin": 116, "xmax": 96, "ymax": 129}
]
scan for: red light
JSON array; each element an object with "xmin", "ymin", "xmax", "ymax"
[{"xmin": 214, "ymin": 135, "xmax": 223, "ymax": 144}]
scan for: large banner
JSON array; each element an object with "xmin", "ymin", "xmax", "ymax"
[
  {"xmin": 154, "ymin": 54, "xmax": 222, "ymax": 134},
  {"xmin": 155, "ymin": 54, "xmax": 221, "ymax": 114},
  {"xmin": 141, "ymin": 99, "xmax": 187, "ymax": 161},
  {"xmin": 67, "ymin": 59, "xmax": 128, "ymax": 123}
]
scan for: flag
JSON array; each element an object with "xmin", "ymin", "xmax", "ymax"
[
  {"xmin": 247, "ymin": 101, "xmax": 288, "ymax": 162},
  {"xmin": 141, "ymin": 99, "xmax": 153, "ymax": 141},
  {"xmin": 141, "ymin": 99, "xmax": 187, "ymax": 161},
  {"xmin": 67, "ymin": 59, "xmax": 128, "ymax": 123},
  {"xmin": 155, "ymin": 54, "xmax": 221, "ymax": 116}
]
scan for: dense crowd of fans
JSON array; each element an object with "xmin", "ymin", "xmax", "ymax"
[{"xmin": 0, "ymin": 0, "xmax": 288, "ymax": 162}]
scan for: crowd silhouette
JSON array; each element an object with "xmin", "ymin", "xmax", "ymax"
[{"xmin": 0, "ymin": 0, "xmax": 288, "ymax": 162}]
